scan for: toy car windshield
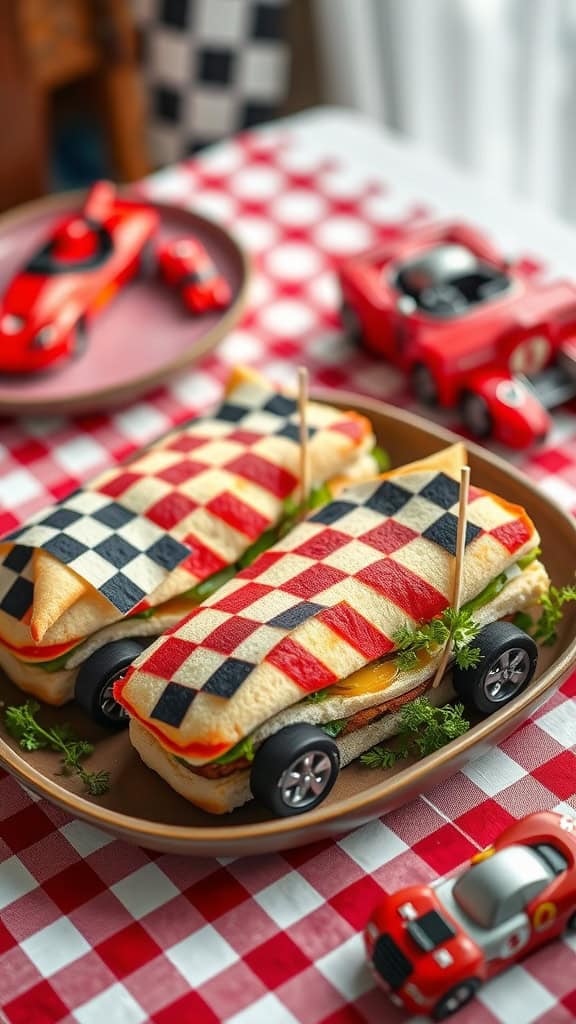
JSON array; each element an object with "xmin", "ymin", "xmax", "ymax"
[
  {"xmin": 25, "ymin": 220, "xmax": 113, "ymax": 275},
  {"xmin": 394, "ymin": 243, "xmax": 512, "ymax": 317},
  {"xmin": 451, "ymin": 845, "xmax": 552, "ymax": 928}
]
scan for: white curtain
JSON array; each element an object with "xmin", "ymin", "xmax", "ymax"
[{"xmin": 313, "ymin": 0, "xmax": 576, "ymax": 220}]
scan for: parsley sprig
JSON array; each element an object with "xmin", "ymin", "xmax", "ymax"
[
  {"xmin": 393, "ymin": 607, "xmax": 481, "ymax": 672},
  {"xmin": 360, "ymin": 697, "xmax": 469, "ymax": 768},
  {"xmin": 4, "ymin": 701, "xmax": 110, "ymax": 796},
  {"xmin": 531, "ymin": 584, "xmax": 576, "ymax": 646}
]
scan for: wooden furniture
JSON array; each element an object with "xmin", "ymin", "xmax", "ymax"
[{"xmin": 0, "ymin": 0, "xmax": 149, "ymax": 212}]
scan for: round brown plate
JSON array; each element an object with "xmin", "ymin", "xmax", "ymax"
[
  {"xmin": 0, "ymin": 191, "xmax": 249, "ymax": 415},
  {"xmin": 0, "ymin": 395, "xmax": 575, "ymax": 855}
]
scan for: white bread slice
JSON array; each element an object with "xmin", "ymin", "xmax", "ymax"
[{"xmin": 129, "ymin": 561, "xmax": 548, "ymax": 814}]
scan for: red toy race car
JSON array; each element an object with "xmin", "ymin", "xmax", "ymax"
[
  {"xmin": 0, "ymin": 181, "xmax": 158, "ymax": 373},
  {"xmin": 339, "ymin": 222, "xmax": 576, "ymax": 448},
  {"xmin": 158, "ymin": 237, "xmax": 232, "ymax": 314},
  {"xmin": 365, "ymin": 811, "xmax": 576, "ymax": 1019}
]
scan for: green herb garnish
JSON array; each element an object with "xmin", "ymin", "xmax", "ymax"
[
  {"xmin": 360, "ymin": 697, "xmax": 469, "ymax": 768},
  {"xmin": 321, "ymin": 719, "xmax": 347, "ymax": 738},
  {"xmin": 372, "ymin": 445, "xmax": 391, "ymax": 472},
  {"xmin": 532, "ymin": 584, "xmax": 576, "ymax": 646},
  {"xmin": 4, "ymin": 701, "xmax": 110, "ymax": 796},
  {"xmin": 393, "ymin": 607, "xmax": 481, "ymax": 672}
]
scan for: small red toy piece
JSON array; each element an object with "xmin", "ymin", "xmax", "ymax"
[
  {"xmin": 365, "ymin": 811, "xmax": 576, "ymax": 1019},
  {"xmin": 158, "ymin": 237, "xmax": 231, "ymax": 314},
  {"xmin": 339, "ymin": 222, "xmax": 576, "ymax": 448},
  {"xmin": 0, "ymin": 181, "xmax": 158, "ymax": 374}
]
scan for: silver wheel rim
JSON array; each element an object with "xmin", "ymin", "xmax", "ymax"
[
  {"xmin": 100, "ymin": 677, "xmax": 129, "ymax": 721},
  {"xmin": 482, "ymin": 648, "xmax": 531, "ymax": 702},
  {"xmin": 464, "ymin": 396, "xmax": 490, "ymax": 436},
  {"xmin": 278, "ymin": 750, "xmax": 335, "ymax": 809}
]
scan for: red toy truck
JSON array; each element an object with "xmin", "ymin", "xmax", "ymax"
[
  {"xmin": 339, "ymin": 222, "xmax": 576, "ymax": 448},
  {"xmin": 365, "ymin": 811, "xmax": 576, "ymax": 1019},
  {"xmin": 0, "ymin": 181, "xmax": 158, "ymax": 373}
]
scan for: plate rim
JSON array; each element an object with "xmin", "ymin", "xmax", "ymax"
[
  {"xmin": 0, "ymin": 189, "xmax": 251, "ymax": 415},
  {"xmin": 1, "ymin": 390, "xmax": 575, "ymax": 846}
]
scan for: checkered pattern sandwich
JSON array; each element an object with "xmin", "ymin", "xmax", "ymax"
[
  {"xmin": 118, "ymin": 448, "xmax": 550, "ymax": 813},
  {"xmin": 0, "ymin": 368, "xmax": 376, "ymax": 704}
]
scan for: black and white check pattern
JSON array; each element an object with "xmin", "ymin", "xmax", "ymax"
[
  {"xmin": 0, "ymin": 545, "xmax": 34, "ymax": 621},
  {"xmin": 136, "ymin": 0, "xmax": 290, "ymax": 162},
  {"xmin": 6, "ymin": 491, "xmax": 189, "ymax": 614}
]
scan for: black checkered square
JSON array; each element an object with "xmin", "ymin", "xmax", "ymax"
[
  {"xmin": 151, "ymin": 682, "xmax": 197, "ymax": 726},
  {"xmin": 202, "ymin": 658, "xmax": 254, "ymax": 697},
  {"xmin": 0, "ymin": 546, "xmax": 34, "ymax": 621},
  {"xmin": 423, "ymin": 514, "xmax": 482, "ymax": 556}
]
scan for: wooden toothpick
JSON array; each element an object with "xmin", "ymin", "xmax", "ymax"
[
  {"xmin": 432, "ymin": 465, "xmax": 471, "ymax": 688},
  {"xmin": 297, "ymin": 366, "xmax": 310, "ymax": 512}
]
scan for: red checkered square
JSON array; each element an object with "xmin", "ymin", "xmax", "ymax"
[
  {"xmin": 266, "ymin": 636, "xmax": 339, "ymax": 691},
  {"xmin": 202, "ymin": 616, "xmax": 260, "ymax": 656},
  {"xmin": 99, "ymin": 470, "xmax": 141, "ymax": 497},
  {"xmin": 180, "ymin": 539, "xmax": 227, "ymax": 579},
  {"xmin": 206, "ymin": 492, "xmax": 270, "ymax": 540},
  {"xmin": 156, "ymin": 459, "xmax": 207, "ymax": 485},
  {"xmin": 293, "ymin": 529, "xmax": 351, "ymax": 560},
  {"xmin": 317, "ymin": 603, "xmax": 393, "ymax": 660},
  {"xmin": 360, "ymin": 518, "xmax": 418, "ymax": 555},
  {"xmin": 3, "ymin": 979, "xmax": 68, "ymax": 1024},
  {"xmin": 213, "ymin": 581, "xmax": 273, "ymax": 613},
  {"xmin": 97, "ymin": 922, "xmax": 163, "ymax": 977},
  {"xmin": 281, "ymin": 563, "xmax": 347, "ymax": 599},
  {"xmin": 146, "ymin": 492, "xmax": 198, "ymax": 529},
  {"xmin": 245, "ymin": 932, "xmax": 311, "ymax": 988},
  {"xmin": 356, "ymin": 558, "xmax": 448, "ymax": 620},
  {"xmin": 489, "ymin": 518, "xmax": 532, "ymax": 552},
  {"xmin": 225, "ymin": 453, "xmax": 297, "ymax": 499}
]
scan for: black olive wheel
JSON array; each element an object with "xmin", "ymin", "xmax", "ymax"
[
  {"xmin": 250, "ymin": 724, "xmax": 340, "ymax": 816},
  {"xmin": 433, "ymin": 978, "xmax": 481, "ymax": 1020},
  {"xmin": 410, "ymin": 363, "xmax": 438, "ymax": 406},
  {"xmin": 566, "ymin": 911, "xmax": 576, "ymax": 933},
  {"xmin": 74, "ymin": 638, "xmax": 150, "ymax": 729},
  {"xmin": 452, "ymin": 621, "xmax": 538, "ymax": 716},
  {"xmin": 460, "ymin": 391, "xmax": 493, "ymax": 439}
]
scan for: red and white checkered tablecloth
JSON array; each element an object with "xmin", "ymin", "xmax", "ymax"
[{"xmin": 1, "ymin": 108, "xmax": 576, "ymax": 1024}]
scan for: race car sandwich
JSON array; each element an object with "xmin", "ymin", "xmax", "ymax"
[
  {"xmin": 0, "ymin": 368, "xmax": 379, "ymax": 721},
  {"xmin": 116, "ymin": 449, "xmax": 550, "ymax": 815}
]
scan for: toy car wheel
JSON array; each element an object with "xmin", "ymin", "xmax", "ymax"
[
  {"xmin": 73, "ymin": 317, "xmax": 88, "ymax": 359},
  {"xmin": 452, "ymin": 621, "xmax": 538, "ymax": 716},
  {"xmin": 340, "ymin": 301, "xmax": 363, "ymax": 345},
  {"xmin": 566, "ymin": 911, "xmax": 576, "ymax": 933},
  {"xmin": 460, "ymin": 391, "xmax": 492, "ymax": 439},
  {"xmin": 432, "ymin": 978, "xmax": 480, "ymax": 1020},
  {"xmin": 411, "ymin": 363, "xmax": 438, "ymax": 406},
  {"xmin": 74, "ymin": 638, "xmax": 149, "ymax": 729},
  {"xmin": 250, "ymin": 724, "xmax": 340, "ymax": 816}
]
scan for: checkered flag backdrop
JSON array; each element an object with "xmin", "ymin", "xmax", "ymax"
[{"xmin": 136, "ymin": 0, "xmax": 290, "ymax": 163}]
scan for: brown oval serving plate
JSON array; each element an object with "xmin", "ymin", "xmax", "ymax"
[
  {"xmin": 0, "ymin": 394, "xmax": 575, "ymax": 856},
  {"xmin": 0, "ymin": 191, "xmax": 249, "ymax": 416}
]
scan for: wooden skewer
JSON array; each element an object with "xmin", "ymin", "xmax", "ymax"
[
  {"xmin": 432, "ymin": 465, "xmax": 471, "ymax": 689},
  {"xmin": 297, "ymin": 366, "xmax": 310, "ymax": 512}
]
